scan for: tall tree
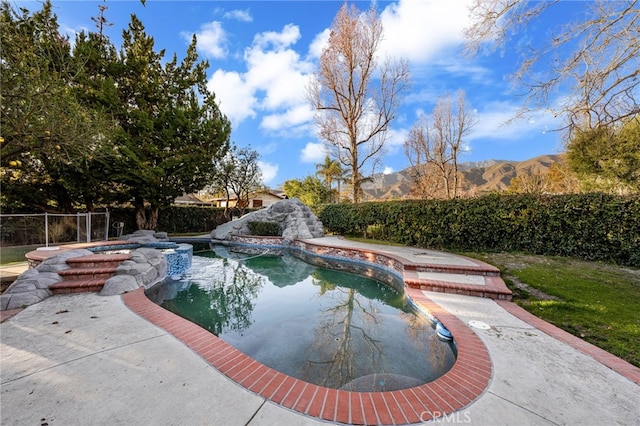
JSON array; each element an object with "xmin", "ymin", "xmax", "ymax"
[
  {"xmin": 108, "ymin": 16, "xmax": 230, "ymax": 229},
  {"xmin": 307, "ymin": 3, "xmax": 410, "ymax": 203},
  {"xmin": 225, "ymin": 147, "xmax": 263, "ymax": 217},
  {"xmin": 0, "ymin": 1, "xmax": 113, "ymax": 212},
  {"xmin": 464, "ymin": 0, "xmax": 640, "ymax": 132},
  {"xmin": 404, "ymin": 91, "xmax": 475, "ymax": 199}
]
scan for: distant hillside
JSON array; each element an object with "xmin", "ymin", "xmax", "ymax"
[{"xmin": 361, "ymin": 154, "xmax": 566, "ymax": 200}]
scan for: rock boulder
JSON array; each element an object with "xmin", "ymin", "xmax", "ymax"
[{"xmin": 211, "ymin": 198, "xmax": 324, "ymax": 244}]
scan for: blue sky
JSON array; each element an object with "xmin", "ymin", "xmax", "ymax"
[{"xmin": 25, "ymin": 0, "xmax": 580, "ymax": 188}]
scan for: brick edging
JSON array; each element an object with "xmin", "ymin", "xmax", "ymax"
[
  {"xmin": 495, "ymin": 300, "xmax": 640, "ymax": 385},
  {"xmin": 123, "ymin": 287, "xmax": 493, "ymax": 425},
  {"xmin": 294, "ymin": 239, "xmax": 512, "ymax": 301}
]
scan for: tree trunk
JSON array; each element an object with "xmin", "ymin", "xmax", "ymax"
[
  {"xmin": 134, "ymin": 196, "xmax": 158, "ymax": 230},
  {"xmin": 352, "ymin": 172, "xmax": 359, "ymax": 204},
  {"xmin": 223, "ymin": 188, "xmax": 231, "ymax": 221}
]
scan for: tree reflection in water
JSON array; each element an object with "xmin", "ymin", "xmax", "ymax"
[
  {"xmin": 153, "ymin": 250, "xmax": 456, "ymax": 390},
  {"xmin": 305, "ymin": 281, "xmax": 383, "ymax": 389},
  {"xmin": 160, "ymin": 257, "xmax": 265, "ymax": 336},
  {"xmin": 402, "ymin": 311, "xmax": 456, "ymax": 382}
]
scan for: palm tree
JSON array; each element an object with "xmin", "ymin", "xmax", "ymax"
[{"xmin": 316, "ymin": 156, "xmax": 346, "ymax": 202}]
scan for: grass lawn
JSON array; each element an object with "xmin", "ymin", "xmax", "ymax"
[
  {"xmin": 463, "ymin": 252, "xmax": 640, "ymax": 368},
  {"xmin": 345, "ymin": 237, "xmax": 639, "ymax": 368},
  {"xmin": 0, "ymin": 245, "xmax": 37, "ymax": 265}
]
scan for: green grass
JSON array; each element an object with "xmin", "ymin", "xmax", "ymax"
[
  {"xmin": 345, "ymin": 237, "xmax": 640, "ymax": 367},
  {"xmin": 343, "ymin": 236, "xmax": 406, "ymax": 247},
  {"xmin": 0, "ymin": 246, "xmax": 37, "ymax": 265},
  {"xmin": 463, "ymin": 252, "xmax": 640, "ymax": 368}
]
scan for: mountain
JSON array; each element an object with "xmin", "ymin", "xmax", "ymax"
[{"xmin": 361, "ymin": 154, "xmax": 566, "ymax": 200}]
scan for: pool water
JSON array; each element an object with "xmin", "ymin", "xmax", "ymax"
[{"xmin": 147, "ymin": 246, "xmax": 456, "ymax": 391}]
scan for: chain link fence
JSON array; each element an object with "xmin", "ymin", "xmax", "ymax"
[{"xmin": 0, "ymin": 212, "xmax": 110, "ymax": 248}]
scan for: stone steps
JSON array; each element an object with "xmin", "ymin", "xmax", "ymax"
[
  {"xmin": 50, "ymin": 253, "xmax": 131, "ymax": 295},
  {"xmin": 49, "ymin": 279, "xmax": 106, "ymax": 294},
  {"xmin": 407, "ymin": 263, "xmax": 501, "ymax": 276},
  {"xmin": 65, "ymin": 253, "xmax": 131, "ymax": 269}
]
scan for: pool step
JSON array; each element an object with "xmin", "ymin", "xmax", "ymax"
[
  {"xmin": 65, "ymin": 253, "xmax": 131, "ymax": 269},
  {"xmin": 404, "ymin": 270, "xmax": 511, "ymax": 300},
  {"xmin": 49, "ymin": 279, "xmax": 107, "ymax": 294},
  {"xmin": 406, "ymin": 263, "xmax": 501, "ymax": 276},
  {"xmin": 50, "ymin": 253, "xmax": 132, "ymax": 295}
]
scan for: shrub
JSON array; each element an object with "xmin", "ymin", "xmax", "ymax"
[
  {"xmin": 319, "ymin": 194, "xmax": 640, "ymax": 267},
  {"xmin": 107, "ymin": 206, "xmax": 257, "ymax": 238},
  {"xmin": 247, "ymin": 221, "xmax": 281, "ymax": 236}
]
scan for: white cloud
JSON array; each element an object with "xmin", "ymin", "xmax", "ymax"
[
  {"xmin": 245, "ymin": 47, "xmax": 312, "ymax": 110},
  {"xmin": 185, "ymin": 21, "xmax": 227, "ymax": 59},
  {"xmin": 208, "ymin": 69, "xmax": 256, "ymax": 124},
  {"xmin": 260, "ymin": 104, "xmax": 314, "ymax": 131},
  {"xmin": 383, "ymin": 166, "xmax": 394, "ymax": 174},
  {"xmin": 207, "ymin": 24, "xmax": 315, "ymax": 132},
  {"xmin": 385, "ymin": 126, "xmax": 409, "ymax": 149},
  {"xmin": 438, "ymin": 58, "xmax": 493, "ymax": 84},
  {"xmin": 308, "ymin": 28, "xmax": 331, "ymax": 58},
  {"xmin": 253, "ymin": 23, "xmax": 301, "ymax": 49},
  {"xmin": 469, "ymin": 101, "xmax": 561, "ymax": 141},
  {"xmin": 300, "ymin": 142, "xmax": 326, "ymax": 163},
  {"xmin": 379, "ymin": 0, "xmax": 472, "ymax": 63},
  {"xmin": 258, "ymin": 161, "xmax": 279, "ymax": 185},
  {"xmin": 224, "ymin": 9, "xmax": 253, "ymax": 22}
]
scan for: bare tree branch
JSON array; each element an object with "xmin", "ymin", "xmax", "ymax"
[
  {"xmin": 307, "ymin": 4, "xmax": 409, "ymax": 203},
  {"xmin": 404, "ymin": 91, "xmax": 476, "ymax": 199},
  {"xmin": 464, "ymin": 0, "xmax": 639, "ymax": 134}
]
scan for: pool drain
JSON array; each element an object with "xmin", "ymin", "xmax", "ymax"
[{"xmin": 468, "ymin": 320, "xmax": 491, "ymax": 330}]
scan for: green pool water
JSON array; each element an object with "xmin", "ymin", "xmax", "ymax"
[{"xmin": 147, "ymin": 246, "xmax": 456, "ymax": 391}]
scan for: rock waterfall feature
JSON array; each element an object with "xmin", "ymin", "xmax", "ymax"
[{"xmin": 211, "ymin": 198, "xmax": 324, "ymax": 244}]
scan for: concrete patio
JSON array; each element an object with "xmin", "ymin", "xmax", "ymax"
[{"xmin": 1, "ymin": 238, "xmax": 638, "ymax": 425}]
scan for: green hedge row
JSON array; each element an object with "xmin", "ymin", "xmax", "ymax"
[
  {"xmin": 319, "ymin": 194, "xmax": 640, "ymax": 267},
  {"xmin": 247, "ymin": 221, "xmax": 281, "ymax": 236},
  {"xmin": 108, "ymin": 206, "xmax": 251, "ymax": 237}
]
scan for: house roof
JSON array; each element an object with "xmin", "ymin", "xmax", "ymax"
[
  {"xmin": 207, "ymin": 190, "xmax": 287, "ymax": 202},
  {"xmin": 173, "ymin": 193, "xmax": 211, "ymax": 205}
]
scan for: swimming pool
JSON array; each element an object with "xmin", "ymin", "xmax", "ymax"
[{"xmin": 147, "ymin": 246, "xmax": 456, "ymax": 391}]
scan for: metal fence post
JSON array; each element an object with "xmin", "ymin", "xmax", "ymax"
[
  {"xmin": 45, "ymin": 212, "xmax": 49, "ymax": 247},
  {"xmin": 87, "ymin": 213, "xmax": 92, "ymax": 243},
  {"xmin": 105, "ymin": 211, "xmax": 110, "ymax": 241}
]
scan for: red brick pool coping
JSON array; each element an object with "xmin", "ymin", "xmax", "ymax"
[{"xmin": 123, "ymin": 287, "xmax": 492, "ymax": 425}]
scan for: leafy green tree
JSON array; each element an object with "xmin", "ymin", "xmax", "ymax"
[
  {"xmin": 0, "ymin": 1, "xmax": 113, "ymax": 212},
  {"xmin": 1, "ymin": 1, "xmax": 230, "ymax": 224},
  {"xmin": 210, "ymin": 146, "xmax": 263, "ymax": 219},
  {"xmin": 106, "ymin": 16, "xmax": 230, "ymax": 229},
  {"xmin": 283, "ymin": 176, "xmax": 329, "ymax": 208},
  {"xmin": 566, "ymin": 117, "xmax": 640, "ymax": 193}
]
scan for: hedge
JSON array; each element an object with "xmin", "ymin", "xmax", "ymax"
[
  {"xmin": 247, "ymin": 221, "xmax": 281, "ymax": 236},
  {"xmin": 107, "ymin": 206, "xmax": 252, "ymax": 238},
  {"xmin": 319, "ymin": 193, "xmax": 640, "ymax": 267}
]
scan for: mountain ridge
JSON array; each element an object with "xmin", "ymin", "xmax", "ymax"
[{"xmin": 361, "ymin": 154, "xmax": 566, "ymax": 200}]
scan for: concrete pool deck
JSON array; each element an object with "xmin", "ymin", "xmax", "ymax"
[{"xmin": 1, "ymin": 237, "xmax": 639, "ymax": 425}]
